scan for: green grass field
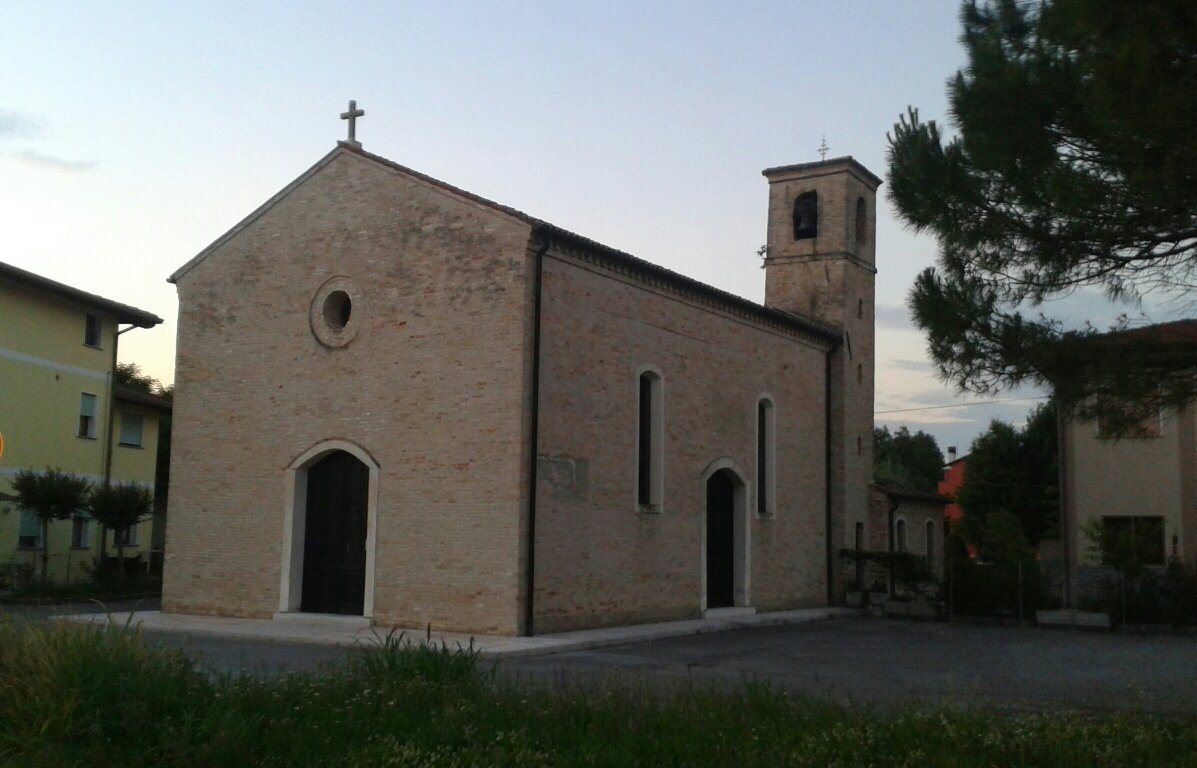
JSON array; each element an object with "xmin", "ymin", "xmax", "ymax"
[{"xmin": 2, "ymin": 620, "xmax": 1195, "ymax": 767}]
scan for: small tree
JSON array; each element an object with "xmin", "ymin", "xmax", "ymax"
[
  {"xmin": 88, "ymin": 482, "xmax": 153, "ymax": 574},
  {"xmin": 953, "ymin": 510, "xmax": 1041, "ymax": 619},
  {"xmin": 956, "ymin": 402, "xmax": 1059, "ymax": 546},
  {"xmin": 874, "ymin": 426, "xmax": 945, "ymax": 492},
  {"xmin": 11, "ymin": 468, "xmax": 92, "ymax": 581}
]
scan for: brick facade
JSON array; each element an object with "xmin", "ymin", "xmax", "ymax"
[{"xmin": 162, "ymin": 145, "xmax": 878, "ymax": 636}]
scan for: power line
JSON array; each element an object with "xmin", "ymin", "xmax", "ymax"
[{"xmin": 874, "ymin": 396, "xmax": 1049, "ymax": 416}]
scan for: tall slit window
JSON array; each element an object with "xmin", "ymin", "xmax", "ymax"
[
  {"xmin": 854, "ymin": 197, "xmax": 867, "ymax": 245},
  {"xmin": 637, "ymin": 370, "xmax": 663, "ymax": 510},
  {"xmin": 756, "ymin": 398, "xmax": 775, "ymax": 516},
  {"xmin": 895, "ymin": 518, "xmax": 907, "ymax": 553}
]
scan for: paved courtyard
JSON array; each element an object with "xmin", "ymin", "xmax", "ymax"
[
  {"xmin": 503, "ymin": 618, "xmax": 1197, "ymax": 714},
  {"xmin": 123, "ymin": 617, "xmax": 1197, "ymax": 714}
]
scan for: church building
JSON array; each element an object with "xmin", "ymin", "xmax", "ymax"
[{"xmin": 162, "ymin": 116, "xmax": 878, "ymax": 636}]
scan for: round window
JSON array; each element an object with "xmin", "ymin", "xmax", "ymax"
[{"xmin": 310, "ymin": 277, "xmax": 361, "ymax": 348}]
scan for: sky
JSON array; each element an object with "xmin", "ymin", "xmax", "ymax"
[{"xmin": 1, "ymin": 0, "xmax": 1155, "ymax": 456}]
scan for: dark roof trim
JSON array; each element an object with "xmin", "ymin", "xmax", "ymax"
[
  {"xmin": 762, "ymin": 156, "xmax": 884, "ymax": 189},
  {"xmin": 871, "ymin": 481, "xmax": 947, "ymax": 504},
  {"xmin": 114, "ymin": 385, "xmax": 172, "ymax": 412},
  {"xmin": 0, "ymin": 260, "xmax": 162, "ymax": 328},
  {"xmin": 348, "ymin": 145, "xmax": 840, "ymax": 345},
  {"xmin": 537, "ymin": 224, "xmax": 840, "ymax": 345},
  {"xmin": 169, "ymin": 143, "xmax": 841, "ymax": 345}
]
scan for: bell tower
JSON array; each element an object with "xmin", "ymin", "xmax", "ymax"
[{"xmin": 761, "ymin": 156, "xmax": 880, "ymax": 602}]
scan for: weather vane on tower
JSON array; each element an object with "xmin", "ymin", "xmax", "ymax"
[{"xmin": 340, "ymin": 100, "xmax": 365, "ymax": 148}]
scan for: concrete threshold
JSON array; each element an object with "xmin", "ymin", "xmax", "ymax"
[{"xmin": 62, "ymin": 606, "xmax": 859, "ymax": 659}]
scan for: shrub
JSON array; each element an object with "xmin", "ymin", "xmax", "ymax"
[
  {"xmin": 1083, "ymin": 558, "xmax": 1197, "ymax": 626},
  {"xmin": 839, "ymin": 549, "xmax": 939, "ymax": 599}
]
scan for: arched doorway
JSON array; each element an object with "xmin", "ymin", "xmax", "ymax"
[
  {"xmin": 705, "ymin": 468, "xmax": 747, "ymax": 609},
  {"xmin": 300, "ymin": 450, "xmax": 369, "ymax": 615}
]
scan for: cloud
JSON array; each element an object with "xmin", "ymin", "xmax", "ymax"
[
  {"xmin": 883, "ymin": 358, "xmax": 935, "ymax": 374},
  {"xmin": 10, "ymin": 149, "xmax": 97, "ymax": 172},
  {"xmin": 875, "ymin": 302, "xmax": 915, "ymax": 330},
  {"xmin": 0, "ymin": 110, "xmax": 41, "ymax": 139}
]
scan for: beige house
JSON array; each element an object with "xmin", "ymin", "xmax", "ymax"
[
  {"xmin": 1060, "ymin": 320, "xmax": 1197, "ymax": 603},
  {"xmin": 162, "ymin": 136, "xmax": 879, "ymax": 635}
]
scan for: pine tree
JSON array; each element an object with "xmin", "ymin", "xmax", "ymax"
[{"xmin": 888, "ymin": 0, "xmax": 1197, "ymax": 424}]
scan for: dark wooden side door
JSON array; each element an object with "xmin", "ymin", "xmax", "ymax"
[
  {"xmin": 706, "ymin": 470, "xmax": 735, "ymax": 609},
  {"xmin": 301, "ymin": 451, "xmax": 368, "ymax": 615}
]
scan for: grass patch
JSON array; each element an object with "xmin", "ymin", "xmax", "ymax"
[{"xmin": 2, "ymin": 620, "xmax": 1196, "ymax": 767}]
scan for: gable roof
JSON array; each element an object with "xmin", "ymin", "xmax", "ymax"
[
  {"xmin": 169, "ymin": 143, "xmax": 841, "ymax": 345},
  {"xmin": 871, "ymin": 481, "xmax": 947, "ymax": 505},
  {"xmin": 115, "ymin": 385, "xmax": 172, "ymax": 412},
  {"xmin": 0, "ymin": 260, "xmax": 162, "ymax": 328}
]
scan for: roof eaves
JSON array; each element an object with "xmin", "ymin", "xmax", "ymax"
[
  {"xmin": 534, "ymin": 223, "xmax": 841, "ymax": 346},
  {"xmin": 169, "ymin": 143, "xmax": 842, "ymax": 346},
  {"xmin": 343, "ymin": 143, "xmax": 538, "ymax": 226},
  {"xmin": 762, "ymin": 156, "xmax": 883, "ymax": 189},
  {"xmin": 114, "ymin": 385, "xmax": 172, "ymax": 412},
  {"xmin": 872, "ymin": 481, "xmax": 948, "ymax": 504},
  {"xmin": 0, "ymin": 260, "xmax": 163, "ymax": 328}
]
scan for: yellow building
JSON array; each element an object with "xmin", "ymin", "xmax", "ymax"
[{"xmin": 0, "ymin": 260, "xmax": 165, "ymax": 586}]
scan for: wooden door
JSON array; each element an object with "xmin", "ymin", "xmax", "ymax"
[{"xmin": 301, "ymin": 451, "xmax": 368, "ymax": 615}]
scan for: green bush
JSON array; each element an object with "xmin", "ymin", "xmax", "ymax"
[
  {"xmin": 839, "ymin": 549, "xmax": 939, "ymax": 599},
  {"xmin": 1084, "ymin": 558, "xmax": 1197, "ymax": 626}
]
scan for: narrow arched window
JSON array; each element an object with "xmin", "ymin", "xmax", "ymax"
[
  {"xmin": 854, "ymin": 521, "xmax": 865, "ymax": 586},
  {"xmin": 857, "ymin": 363, "xmax": 863, "ymax": 384},
  {"xmin": 756, "ymin": 398, "xmax": 775, "ymax": 516},
  {"xmin": 854, "ymin": 197, "xmax": 867, "ymax": 245},
  {"xmin": 925, "ymin": 520, "xmax": 936, "ymax": 565},
  {"xmin": 792, "ymin": 191, "xmax": 818, "ymax": 240},
  {"xmin": 895, "ymin": 518, "xmax": 908, "ymax": 553},
  {"xmin": 637, "ymin": 370, "xmax": 664, "ymax": 509},
  {"xmin": 857, "ymin": 298, "xmax": 863, "ymax": 319}
]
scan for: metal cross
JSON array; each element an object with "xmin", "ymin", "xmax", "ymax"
[
  {"xmin": 340, "ymin": 100, "xmax": 365, "ymax": 147},
  {"xmin": 818, "ymin": 136, "xmax": 829, "ymax": 161}
]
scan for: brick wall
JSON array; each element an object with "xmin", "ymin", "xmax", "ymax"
[
  {"xmin": 532, "ymin": 245, "xmax": 833, "ymax": 632},
  {"xmin": 163, "ymin": 149, "xmax": 534, "ymax": 634},
  {"xmin": 760, "ymin": 159, "xmax": 878, "ymax": 600}
]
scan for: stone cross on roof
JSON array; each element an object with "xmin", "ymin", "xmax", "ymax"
[
  {"xmin": 818, "ymin": 136, "xmax": 829, "ymax": 161},
  {"xmin": 340, "ymin": 100, "xmax": 365, "ymax": 148}
]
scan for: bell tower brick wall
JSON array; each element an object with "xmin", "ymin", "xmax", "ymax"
[{"xmin": 761, "ymin": 158, "xmax": 880, "ymax": 599}]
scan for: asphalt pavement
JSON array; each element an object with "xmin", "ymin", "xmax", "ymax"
[{"xmin": 12, "ymin": 601, "xmax": 1196, "ymax": 714}]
